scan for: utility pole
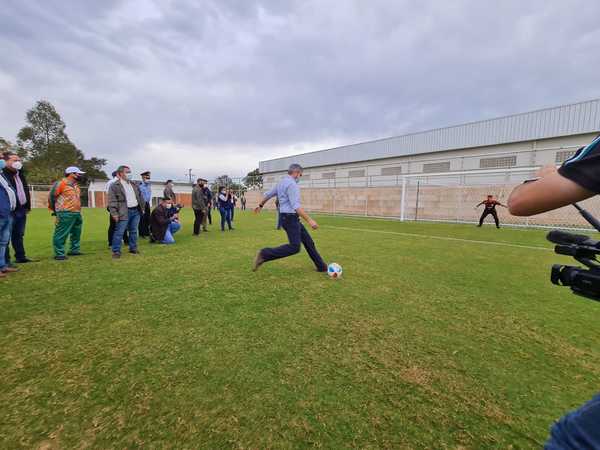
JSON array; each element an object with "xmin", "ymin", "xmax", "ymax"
[{"xmin": 187, "ymin": 169, "xmax": 193, "ymax": 183}]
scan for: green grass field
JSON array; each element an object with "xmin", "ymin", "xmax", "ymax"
[{"xmin": 1, "ymin": 208, "xmax": 599, "ymax": 449}]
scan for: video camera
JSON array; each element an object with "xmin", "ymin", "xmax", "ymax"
[{"xmin": 547, "ymin": 204, "xmax": 600, "ymax": 302}]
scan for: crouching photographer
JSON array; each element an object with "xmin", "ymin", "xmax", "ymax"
[
  {"xmin": 150, "ymin": 198, "xmax": 182, "ymax": 244},
  {"xmin": 508, "ymin": 134, "xmax": 600, "ymax": 449}
]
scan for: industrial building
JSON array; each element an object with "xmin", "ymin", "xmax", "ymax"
[
  {"xmin": 259, "ymin": 99, "xmax": 600, "ymax": 188},
  {"xmin": 253, "ymin": 99, "xmax": 600, "ymax": 228}
]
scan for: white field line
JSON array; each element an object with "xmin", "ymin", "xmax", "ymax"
[{"xmin": 324, "ymin": 225, "xmax": 552, "ymax": 251}]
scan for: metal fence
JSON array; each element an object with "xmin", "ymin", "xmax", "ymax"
[{"xmin": 250, "ymin": 168, "xmax": 600, "ymax": 231}]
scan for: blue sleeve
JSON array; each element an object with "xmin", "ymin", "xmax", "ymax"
[
  {"xmin": 287, "ymin": 182, "xmax": 301, "ymax": 210},
  {"xmin": 545, "ymin": 393, "xmax": 600, "ymax": 450},
  {"xmin": 263, "ymin": 185, "xmax": 278, "ymax": 201}
]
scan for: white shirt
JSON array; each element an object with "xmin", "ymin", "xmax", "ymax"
[{"xmin": 122, "ymin": 180, "xmax": 138, "ymax": 208}]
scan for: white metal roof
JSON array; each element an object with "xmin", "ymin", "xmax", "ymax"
[{"xmin": 259, "ymin": 98, "xmax": 600, "ymax": 173}]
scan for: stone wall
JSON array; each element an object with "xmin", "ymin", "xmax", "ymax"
[{"xmin": 244, "ymin": 185, "xmax": 600, "ymax": 229}]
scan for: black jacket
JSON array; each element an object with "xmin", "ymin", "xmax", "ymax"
[
  {"xmin": 150, "ymin": 204, "xmax": 171, "ymax": 241},
  {"xmin": 2, "ymin": 168, "xmax": 30, "ymax": 212}
]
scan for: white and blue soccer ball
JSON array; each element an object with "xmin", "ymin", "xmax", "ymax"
[{"xmin": 327, "ymin": 263, "xmax": 343, "ymax": 279}]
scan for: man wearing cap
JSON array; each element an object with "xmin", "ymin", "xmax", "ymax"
[
  {"xmin": 108, "ymin": 165, "xmax": 145, "ymax": 258},
  {"xmin": 253, "ymin": 163, "xmax": 327, "ymax": 273},
  {"xmin": 163, "ymin": 180, "xmax": 176, "ymax": 203},
  {"xmin": 138, "ymin": 171, "xmax": 152, "ymax": 238},
  {"xmin": 50, "ymin": 166, "xmax": 85, "ymax": 260},
  {"xmin": 192, "ymin": 178, "xmax": 207, "ymax": 236},
  {"xmin": 201, "ymin": 179, "xmax": 213, "ymax": 229}
]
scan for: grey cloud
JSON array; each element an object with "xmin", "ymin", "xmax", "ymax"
[{"xmin": 1, "ymin": 0, "xmax": 599, "ymax": 179}]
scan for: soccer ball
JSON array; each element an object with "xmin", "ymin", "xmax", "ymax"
[{"xmin": 327, "ymin": 263, "xmax": 343, "ymax": 279}]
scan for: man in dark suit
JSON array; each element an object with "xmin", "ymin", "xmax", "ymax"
[{"xmin": 2, "ymin": 151, "xmax": 33, "ymax": 265}]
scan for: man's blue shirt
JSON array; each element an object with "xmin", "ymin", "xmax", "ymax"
[
  {"xmin": 139, "ymin": 181, "xmax": 152, "ymax": 203},
  {"xmin": 264, "ymin": 175, "xmax": 301, "ymax": 213}
]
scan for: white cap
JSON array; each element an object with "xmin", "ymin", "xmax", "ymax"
[{"xmin": 65, "ymin": 166, "xmax": 85, "ymax": 175}]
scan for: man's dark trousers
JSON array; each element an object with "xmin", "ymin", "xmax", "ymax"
[
  {"xmin": 193, "ymin": 208, "xmax": 204, "ymax": 235},
  {"xmin": 479, "ymin": 210, "xmax": 499, "ymax": 227},
  {"xmin": 139, "ymin": 201, "xmax": 151, "ymax": 237},
  {"xmin": 261, "ymin": 213, "xmax": 326, "ymax": 271},
  {"xmin": 5, "ymin": 210, "xmax": 27, "ymax": 264}
]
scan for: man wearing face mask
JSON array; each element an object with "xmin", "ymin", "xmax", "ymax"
[
  {"xmin": 163, "ymin": 180, "xmax": 176, "ymax": 203},
  {"xmin": 49, "ymin": 166, "xmax": 85, "ymax": 260},
  {"xmin": 0, "ymin": 158, "xmax": 18, "ymax": 277},
  {"xmin": 201, "ymin": 179, "xmax": 213, "ymax": 228},
  {"xmin": 107, "ymin": 165, "xmax": 145, "ymax": 259},
  {"xmin": 2, "ymin": 151, "xmax": 33, "ymax": 265},
  {"xmin": 192, "ymin": 178, "xmax": 207, "ymax": 236},
  {"xmin": 138, "ymin": 171, "xmax": 152, "ymax": 238},
  {"xmin": 150, "ymin": 197, "xmax": 181, "ymax": 244}
]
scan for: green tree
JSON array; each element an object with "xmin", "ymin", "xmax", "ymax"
[
  {"xmin": 15, "ymin": 100, "xmax": 108, "ymax": 183},
  {"xmin": 211, "ymin": 175, "xmax": 246, "ymax": 196},
  {"xmin": 17, "ymin": 100, "xmax": 70, "ymax": 158},
  {"xmin": 243, "ymin": 168, "xmax": 263, "ymax": 190},
  {"xmin": 0, "ymin": 137, "xmax": 13, "ymax": 153}
]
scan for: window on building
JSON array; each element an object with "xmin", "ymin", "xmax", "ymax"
[
  {"xmin": 555, "ymin": 150, "xmax": 577, "ymax": 164},
  {"xmin": 479, "ymin": 155, "xmax": 517, "ymax": 169},
  {"xmin": 322, "ymin": 172, "xmax": 336, "ymax": 179},
  {"xmin": 302, "ymin": 174, "xmax": 311, "ymax": 180},
  {"xmin": 423, "ymin": 162, "xmax": 451, "ymax": 173},
  {"xmin": 381, "ymin": 166, "xmax": 402, "ymax": 176},
  {"xmin": 348, "ymin": 169, "xmax": 365, "ymax": 177}
]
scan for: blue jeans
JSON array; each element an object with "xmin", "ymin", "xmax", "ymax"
[
  {"xmin": 545, "ymin": 393, "xmax": 600, "ymax": 449},
  {"xmin": 0, "ymin": 216, "xmax": 12, "ymax": 271},
  {"xmin": 260, "ymin": 213, "xmax": 327, "ymax": 271},
  {"xmin": 162, "ymin": 222, "xmax": 181, "ymax": 244},
  {"xmin": 112, "ymin": 208, "xmax": 140, "ymax": 253},
  {"xmin": 5, "ymin": 210, "xmax": 26, "ymax": 264},
  {"xmin": 219, "ymin": 207, "xmax": 232, "ymax": 230}
]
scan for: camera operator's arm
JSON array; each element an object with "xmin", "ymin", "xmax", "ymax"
[
  {"xmin": 509, "ymin": 136, "xmax": 600, "ymax": 216},
  {"xmin": 508, "ymin": 166, "xmax": 594, "ymax": 216}
]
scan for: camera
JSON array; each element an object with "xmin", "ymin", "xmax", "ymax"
[
  {"xmin": 548, "ymin": 230, "xmax": 600, "ymax": 301},
  {"xmin": 547, "ymin": 204, "xmax": 600, "ymax": 302}
]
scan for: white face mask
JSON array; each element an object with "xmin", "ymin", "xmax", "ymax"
[
  {"xmin": 12, "ymin": 161, "xmax": 23, "ymax": 171},
  {"xmin": 123, "ymin": 172, "xmax": 131, "ymax": 180},
  {"xmin": 165, "ymin": 203, "xmax": 172, "ymax": 209}
]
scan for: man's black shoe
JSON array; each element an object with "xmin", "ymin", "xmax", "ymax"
[
  {"xmin": 129, "ymin": 249, "xmax": 140, "ymax": 254},
  {"xmin": 54, "ymin": 256, "xmax": 68, "ymax": 261},
  {"xmin": 252, "ymin": 252, "xmax": 265, "ymax": 272},
  {"xmin": 67, "ymin": 252, "xmax": 83, "ymax": 256},
  {"xmin": 112, "ymin": 252, "xmax": 121, "ymax": 259},
  {"xmin": 16, "ymin": 258, "xmax": 36, "ymax": 263}
]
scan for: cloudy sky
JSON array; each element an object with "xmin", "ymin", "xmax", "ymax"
[{"xmin": 1, "ymin": 0, "xmax": 599, "ymax": 180}]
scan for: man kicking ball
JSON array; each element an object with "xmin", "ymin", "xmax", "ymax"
[
  {"xmin": 253, "ymin": 163, "xmax": 327, "ymax": 273},
  {"xmin": 475, "ymin": 195, "xmax": 507, "ymax": 228}
]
